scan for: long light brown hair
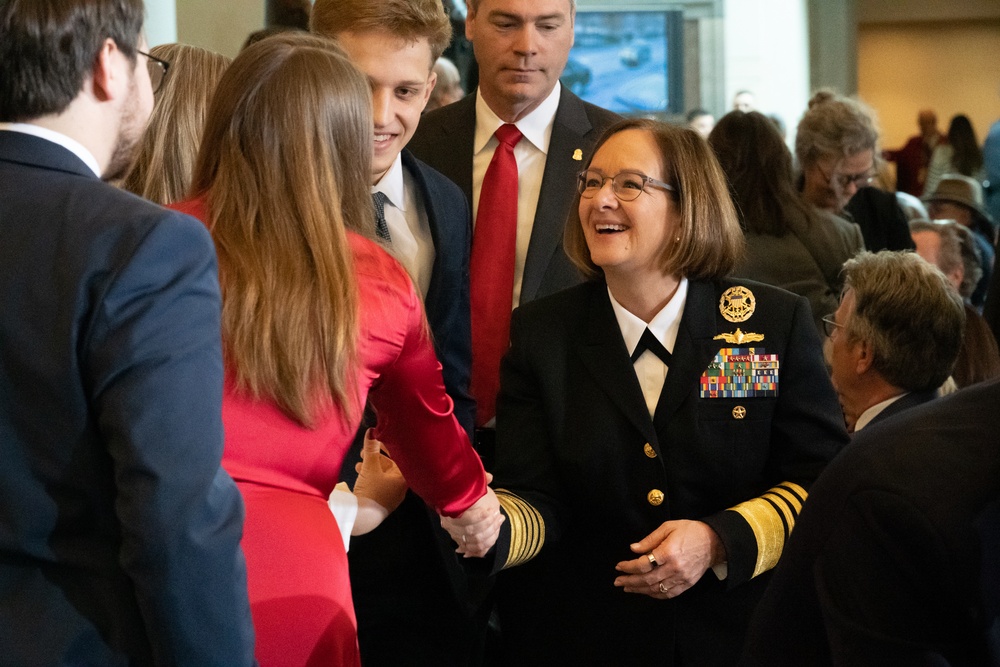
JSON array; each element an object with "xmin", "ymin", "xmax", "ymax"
[
  {"xmin": 121, "ymin": 43, "xmax": 231, "ymax": 204},
  {"xmin": 191, "ymin": 33, "xmax": 375, "ymax": 426}
]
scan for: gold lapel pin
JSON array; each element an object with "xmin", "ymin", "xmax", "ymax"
[{"xmin": 572, "ymin": 148, "xmax": 583, "ymax": 161}]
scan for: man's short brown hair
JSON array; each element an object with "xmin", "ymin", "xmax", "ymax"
[
  {"xmin": 842, "ymin": 250, "xmax": 965, "ymax": 392},
  {"xmin": 0, "ymin": 0, "xmax": 145, "ymax": 121},
  {"xmin": 310, "ymin": 0, "xmax": 452, "ymax": 64}
]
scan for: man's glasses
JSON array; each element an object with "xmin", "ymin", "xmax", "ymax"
[
  {"xmin": 577, "ymin": 169, "xmax": 675, "ymax": 202},
  {"xmin": 138, "ymin": 50, "xmax": 170, "ymax": 95},
  {"xmin": 817, "ymin": 162, "xmax": 874, "ymax": 190},
  {"xmin": 821, "ymin": 314, "xmax": 844, "ymax": 338}
]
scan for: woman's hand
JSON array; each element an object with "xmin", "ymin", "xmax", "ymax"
[
  {"xmin": 612, "ymin": 520, "xmax": 726, "ymax": 599},
  {"xmin": 439, "ymin": 474, "xmax": 505, "ymax": 558}
]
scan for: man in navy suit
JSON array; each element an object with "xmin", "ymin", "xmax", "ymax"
[
  {"xmin": 741, "ymin": 378, "xmax": 1000, "ymax": 666},
  {"xmin": 823, "ymin": 251, "xmax": 965, "ymax": 433},
  {"xmin": 310, "ymin": 1, "xmax": 482, "ymax": 663},
  {"xmin": 407, "ymin": 0, "xmax": 619, "ymax": 448},
  {"xmin": 0, "ymin": 1, "xmax": 254, "ymax": 664}
]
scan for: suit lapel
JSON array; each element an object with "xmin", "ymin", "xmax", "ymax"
[
  {"xmin": 520, "ymin": 89, "xmax": 593, "ymax": 303},
  {"xmin": 575, "ymin": 284, "xmax": 659, "ymax": 446},
  {"xmin": 653, "ymin": 281, "xmax": 721, "ymax": 429}
]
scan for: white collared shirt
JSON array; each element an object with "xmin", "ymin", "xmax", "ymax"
[
  {"xmin": 853, "ymin": 393, "xmax": 907, "ymax": 432},
  {"xmin": 608, "ymin": 279, "xmax": 690, "ymax": 419},
  {"xmin": 0, "ymin": 123, "xmax": 102, "ymax": 177},
  {"xmin": 472, "ymin": 83, "xmax": 562, "ymax": 307},
  {"xmin": 372, "ymin": 155, "xmax": 435, "ymax": 297}
]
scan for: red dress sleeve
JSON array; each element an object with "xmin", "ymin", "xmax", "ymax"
[{"xmin": 368, "ymin": 275, "xmax": 486, "ymax": 517}]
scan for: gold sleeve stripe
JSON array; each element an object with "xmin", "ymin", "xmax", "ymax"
[
  {"xmin": 729, "ymin": 481, "xmax": 809, "ymax": 578},
  {"xmin": 496, "ymin": 489, "xmax": 545, "ymax": 569}
]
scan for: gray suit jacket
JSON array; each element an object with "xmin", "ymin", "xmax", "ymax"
[{"xmin": 408, "ymin": 87, "xmax": 620, "ymax": 304}]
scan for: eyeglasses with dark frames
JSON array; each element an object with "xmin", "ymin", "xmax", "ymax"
[
  {"xmin": 821, "ymin": 314, "xmax": 844, "ymax": 338},
  {"xmin": 577, "ymin": 169, "xmax": 675, "ymax": 202},
  {"xmin": 816, "ymin": 161, "xmax": 874, "ymax": 190},
  {"xmin": 138, "ymin": 50, "xmax": 170, "ymax": 95}
]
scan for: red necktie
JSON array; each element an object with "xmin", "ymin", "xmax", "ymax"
[{"xmin": 471, "ymin": 123, "xmax": 523, "ymax": 426}]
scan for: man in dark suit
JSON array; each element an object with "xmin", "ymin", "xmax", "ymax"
[
  {"xmin": 310, "ymin": 1, "xmax": 481, "ymax": 663},
  {"xmin": 823, "ymin": 251, "xmax": 965, "ymax": 433},
  {"xmin": 0, "ymin": 1, "xmax": 254, "ymax": 664},
  {"xmin": 407, "ymin": 0, "xmax": 620, "ymax": 445},
  {"xmin": 741, "ymin": 377, "xmax": 1000, "ymax": 666}
]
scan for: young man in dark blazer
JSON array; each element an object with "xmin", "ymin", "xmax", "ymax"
[
  {"xmin": 0, "ymin": 1, "xmax": 254, "ymax": 663},
  {"xmin": 310, "ymin": 1, "xmax": 481, "ymax": 663}
]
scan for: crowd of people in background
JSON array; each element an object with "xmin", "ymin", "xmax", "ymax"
[{"xmin": 2, "ymin": 0, "xmax": 999, "ymax": 665}]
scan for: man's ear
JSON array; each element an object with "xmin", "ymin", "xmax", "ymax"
[
  {"xmin": 90, "ymin": 38, "xmax": 128, "ymax": 103},
  {"xmin": 853, "ymin": 338, "xmax": 874, "ymax": 375},
  {"xmin": 421, "ymin": 70, "xmax": 438, "ymax": 110}
]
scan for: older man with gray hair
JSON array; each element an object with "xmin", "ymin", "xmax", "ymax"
[{"xmin": 823, "ymin": 251, "xmax": 965, "ymax": 433}]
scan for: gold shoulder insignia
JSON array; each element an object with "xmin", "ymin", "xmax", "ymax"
[
  {"xmin": 713, "ymin": 328, "xmax": 765, "ymax": 345},
  {"xmin": 720, "ymin": 286, "xmax": 756, "ymax": 323}
]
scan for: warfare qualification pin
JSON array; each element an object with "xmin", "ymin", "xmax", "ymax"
[{"xmin": 719, "ymin": 286, "xmax": 755, "ymax": 323}]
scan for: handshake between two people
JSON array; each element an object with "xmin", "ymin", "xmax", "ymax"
[{"xmin": 352, "ymin": 430, "xmax": 504, "ymax": 556}]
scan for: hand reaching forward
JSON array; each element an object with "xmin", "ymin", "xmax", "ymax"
[
  {"xmin": 613, "ymin": 520, "xmax": 726, "ymax": 599},
  {"xmin": 439, "ymin": 475, "xmax": 504, "ymax": 558},
  {"xmin": 351, "ymin": 429, "xmax": 408, "ymax": 533}
]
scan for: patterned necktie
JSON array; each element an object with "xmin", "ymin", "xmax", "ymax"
[
  {"xmin": 631, "ymin": 328, "xmax": 672, "ymax": 365},
  {"xmin": 470, "ymin": 123, "xmax": 523, "ymax": 426},
  {"xmin": 372, "ymin": 191, "xmax": 391, "ymax": 242}
]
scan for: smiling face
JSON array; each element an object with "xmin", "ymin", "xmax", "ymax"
[
  {"xmin": 466, "ymin": 0, "xmax": 574, "ymax": 122},
  {"xmin": 337, "ymin": 29, "xmax": 436, "ymax": 183},
  {"xmin": 579, "ymin": 128, "xmax": 679, "ymax": 286}
]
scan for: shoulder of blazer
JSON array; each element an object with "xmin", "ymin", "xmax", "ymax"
[
  {"xmin": 550, "ymin": 88, "xmax": 621, "ymax": 143},
  {"xmin": 401, "ymin": 149, "xmax": 467, "ymax": 211},
  {"xmin": 0, "ymin": 130, "xmax": 97, "ymax": 180}
]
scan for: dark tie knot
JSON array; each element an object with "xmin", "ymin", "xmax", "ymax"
[
  {"xmin": 495, "ymin": 123, "xmax": 523, "ymax": 148},
  {"xmin": 631, "ymin": 328, "xmax": 671, "ymax": 365}
]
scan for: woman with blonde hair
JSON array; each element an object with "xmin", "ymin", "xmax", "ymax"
[
  {"xmin": 121, "ymin": 43, "xmax": 230, "ymax": 204},
  {"xmin": 462, "ymin": 118, "xmax": 848, "ymax": 665},
  {"xmin": 171, "ymin": 33, "xmax": 499, "ymax": 667}
]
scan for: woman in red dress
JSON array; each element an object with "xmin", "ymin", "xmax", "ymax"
[{"xmin": 171, "ymin": 34, "xmax": 500, "ymax": 666}]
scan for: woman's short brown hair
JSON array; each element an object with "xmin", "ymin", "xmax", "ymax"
[{"xmin": 565, "ymin": 118, "xmax": 744, "ymax": 281}]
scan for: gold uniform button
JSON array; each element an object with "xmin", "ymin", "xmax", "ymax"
[
  {"xmin": 643, "ymin": 443, "xmax": 657, "ymax": 459},
  {"xmin": 647, "ymin": 489, "xmax": 664, "ymax": 506},
  {"xmin": 732, "ymin": 405, "xmax": 746, "ymax": 419}
]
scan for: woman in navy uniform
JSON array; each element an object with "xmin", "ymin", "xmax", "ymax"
[{"xmin": 482, "ymin": 119, "xmax": 849, "ymax": 666}]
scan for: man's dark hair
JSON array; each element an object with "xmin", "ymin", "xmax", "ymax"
[{"xmin": 0, "ymin": 0, "xmax": 145, "ymax": 121}]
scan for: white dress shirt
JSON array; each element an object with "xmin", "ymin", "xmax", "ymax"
[
  {"xmin": 0, "ymin": 122, "xmax": 101, "ymax": 177},
  {"xmin": 372, "ymin": 154, "xmax": 435, "ymax": 297},
  {"xmin": 608, "ymin": 279, "xmax": 689, "ymax": 419},
  {"xmin": 853, "ymin": 393, "xmax": 907, "ymax": 432},
  {"xmin": 472, "ymin": 83, "xmax": 562, "ymax": 307}
]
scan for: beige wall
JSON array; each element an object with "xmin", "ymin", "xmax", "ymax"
[
  {"xmin": 858, "ymin": 19, "xmax": 1000, "ymax": 151},
  {"xmin": 175, "ymin": 0, "xmax": 263, "ymax": 58}
]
